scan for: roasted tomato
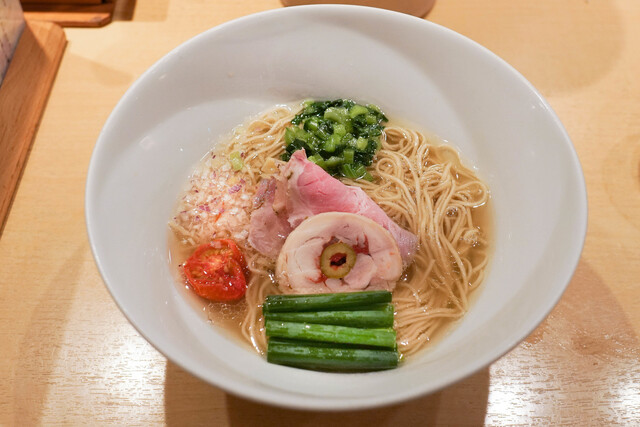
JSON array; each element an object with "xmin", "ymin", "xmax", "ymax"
[
  {"xmin": 190, "ymin": 239, "xmax": 246, "ymax": 267},
  {"xmin": 183, "ymin": 240, "xmax": 247, "ymax": 301}
]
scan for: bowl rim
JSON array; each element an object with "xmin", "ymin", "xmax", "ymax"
[{"xmin": 85, "ymin": 4, "xmax": 588, "ymax": 411}]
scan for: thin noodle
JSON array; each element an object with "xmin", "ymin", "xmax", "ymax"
[{"xmin": 170, "ymin": 104, "xmax": 490, "ymax": 357}]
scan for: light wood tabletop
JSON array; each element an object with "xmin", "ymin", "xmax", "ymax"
[{"xmin": 1, "ymin": 0, "xmax": 639, "ymax": 424}]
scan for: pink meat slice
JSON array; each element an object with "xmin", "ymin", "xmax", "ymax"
[
  {"xmin": 247, "ymin": 178, "xmax": 292, "ymax": 259},
  {"xmin": 282, "ymin": 151, "xmax": 418, "ymax": 263},
  {"xmin": 249, "ymin": 150, "xmax": 418, "ymax": 264}
]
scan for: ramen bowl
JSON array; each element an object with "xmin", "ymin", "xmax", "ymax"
[{"xmin": 86, "ymin": 5, "xmax": 587, "ymax": 410}]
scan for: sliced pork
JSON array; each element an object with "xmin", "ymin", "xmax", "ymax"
[
  {"xmin": 247, "ymin": 178, "xmax": 292, "ymax": 259},
  {"xmin": 276, "ymin": 212, "xmax": 403, "ymax": 294},
  {"xmin": 248, "ymin": 150, "xmax": 419, "ymax": 265}
]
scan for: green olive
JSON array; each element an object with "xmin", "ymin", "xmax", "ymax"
[{"xmin": 320, "ymin": 242, "xmax": 357, "ymax": 279}]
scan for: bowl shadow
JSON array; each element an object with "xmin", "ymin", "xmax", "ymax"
[{"xmin": 163, "ymin": 361, "xmax": 490, "ymax": 426}]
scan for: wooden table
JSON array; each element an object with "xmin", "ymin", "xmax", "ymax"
[{"xmin": 1, "ymin": 0, "xmax": 639, "ymax": 424}]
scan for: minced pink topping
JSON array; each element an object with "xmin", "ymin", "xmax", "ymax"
[{"xmin": 171, "ymin": 158, "xmax": 252, "ymax": 247}]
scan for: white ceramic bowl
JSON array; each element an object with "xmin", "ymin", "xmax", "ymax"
[{"xmin": 86, "ymin": 5, "xmax": 587, "ymax": 410}]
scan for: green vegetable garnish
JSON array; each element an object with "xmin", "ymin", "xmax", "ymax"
[
  {"xmin": 264, "ymin": 303, "xmax": 395, "ymax": 328},
  {"xmin": 320, "ymin": 242, "xmax": 357, "ymax": 279},
  {"xmin": 267, "ymin": 338, "xmax": 398, "ymax": 371},
  {"xmin": 265, "ymin": 321, "xmax": 397, "ymax": 349},
  {"xmin": 262, "ymin": 291, "xmax": 399, "ymax": 372},
  {"xmin": 229, "ymin": 151, "xmax": 243, "ymax": 171},
  {"xmin": 262, "ymin": 290, "xmax": 392, "ymax": 313},
  {"xmin": 281, "ymin": 99, "xmax": 387, "ymax": 180}
]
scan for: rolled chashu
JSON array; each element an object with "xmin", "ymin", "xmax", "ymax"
[{"xmin": 276, "ymin": 212, "xmax": 403, "ymax": 294}]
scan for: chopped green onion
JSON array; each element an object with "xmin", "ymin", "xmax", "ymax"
[
  {"xmin": 323, "ymin": 107, "xmax": 349, "ymax": 124},
  {"xmin": 229, "ymin": 151, "xmax": 243, "ymax": 171},
  {"xmin": 349, "ymin": 104, "xmax": 369, "ymax": 118},
  {"xmin": 307, "ymin": 154, "xmax": 326, "ymax": 169},
  {"xmin": 343, "ymin": 133, "xmax": 355, "ymax": 147},
  {"xmin": 333, "ymin": 123, "xmax": 347, "ymax": 136},
  {"xmin": 353, "ymin": 164, "xmax": 368, "ymax": 177},
  {"xmin": 355, "ymin": 137, "xmax": 369, "ymax": 151},
  {"xmin": 304, "ymin": 116, "xmax": 321, "ymax": 133},
  {"xmin": 284, "ymin": 127, "xmax": 296, "ymax": 145},
  {"xmin": 323, "ymin": 134, "xmax": 341, "ymax": 153},
  {"xmin": 341, "ymin": 164, "xmax": 356, "ymax": 179},
  {"xmin": 343, "ymin": 149, "xmax": 355, "ymax": 164},
  {"xmin": 365, "ymin": 114, "xmax": 377, "ymax": 124},
  {"xmin": 324, "ymin": 156, "xmax": 343, "ymax": 168},
  {"xmin": 366, "ymin": 103, "xmax": 382, "ymax": 114}
]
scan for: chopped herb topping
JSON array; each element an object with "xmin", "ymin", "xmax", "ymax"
[{"xmin": 281, "ymin": 99, "xmax": 387, "ymax": 180}]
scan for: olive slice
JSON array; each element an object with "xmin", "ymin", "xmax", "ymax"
[{"xmin": 320, "ymin": 242, "xmax": 357, "ymax": 279}]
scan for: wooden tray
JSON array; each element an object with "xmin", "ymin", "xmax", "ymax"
[
  {"xmin": 0, "ymin": 20, "xmax": 66, "ymax": 234},
  {"xmin": 21, "ymin": 0, "xmax": 115, "ymax": 27}
]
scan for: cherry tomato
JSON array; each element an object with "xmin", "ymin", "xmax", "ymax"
[
  {"xmin": 190, "ymin": 239, "xmax": 246, "ymax": 267},
  {"xmin": 183, "ymin": 240, "xmax": 247, "ymax": 301}
]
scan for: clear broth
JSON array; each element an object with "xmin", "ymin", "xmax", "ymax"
[
  {"xmin": 168, "ymin": 165, "xmax": 493, "ymax": 354},
  {"xmin": 168, "ymin": 231, "xmax": 253, "ymax": 346}
]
